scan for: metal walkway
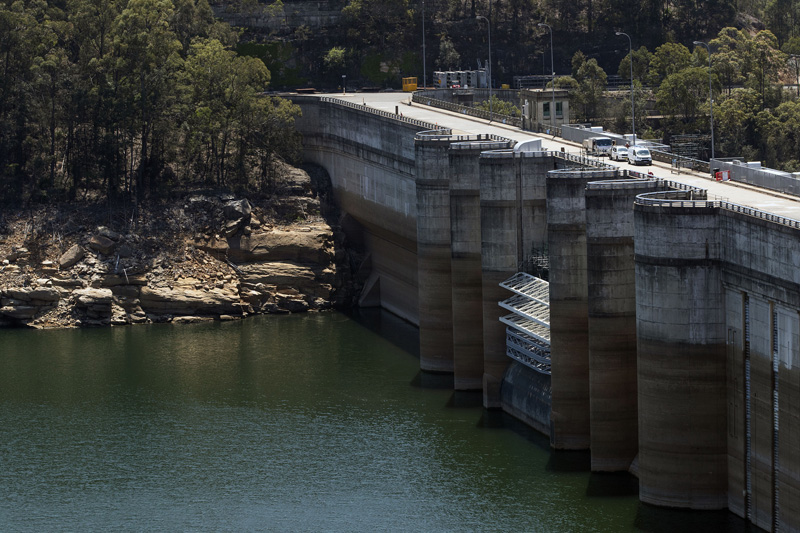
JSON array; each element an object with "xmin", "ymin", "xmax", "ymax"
[{"xmin": 499, "ymin": 272, "xmax": 551, "ymax": 375}]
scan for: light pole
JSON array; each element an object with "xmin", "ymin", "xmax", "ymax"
[
  {"xmin": 476, "ymin": 15, "xmax": 492, "ymax": 118},
  {"xmin": 342, "ymin": 74, "xmax": 346, "ymax": 95},
  {"xmin": 616, "ymin": 31, "xmax": 635, "ymax": 146},
  {"xmin": 422, "ymin": 0, "xmax": 426, "ymax": 89},
  {"xmin": 538, "ymin": 23, "xmax": 555, "ymax": 132},
  {"xmin": 694, "ymin": 40, "xmax": 715, "ymax": 160}
]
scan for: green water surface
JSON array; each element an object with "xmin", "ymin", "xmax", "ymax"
[{"xmin": 0, "ymin": 311, "xmax": 750, "ymax": 532}]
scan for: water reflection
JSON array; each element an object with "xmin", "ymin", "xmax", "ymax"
[{"xmin": 0, "ymin": 312, "xmax": 752, "ymax": 532}]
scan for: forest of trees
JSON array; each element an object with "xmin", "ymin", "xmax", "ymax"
[
  {"xmin": 265, "ymin": 0, "xmax": 800, "ymax": 170},
  {"xmin": 552, "ymin": 27, "xmax": 800, "ymax": 170},
  {"xmin": 0, "ymin": 0, "xmax": 302, "ymax": 206},
  {"xmin": 4, "ymin": 0, "xmax": 800, "ymax": 206}
]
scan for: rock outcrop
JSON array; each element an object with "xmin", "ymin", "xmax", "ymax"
[{"xmin": 0, "ymin": 165, "xmax": 352, "ymax": 328}]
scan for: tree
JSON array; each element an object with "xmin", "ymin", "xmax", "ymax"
[
  {"xmin": 182, "ymin": 38, "xmax": 272, "ymax": 187},
  {"xmin": 709, "ymin": 27, "xmax": 747, "ymax": 94},
  {"xmin": 0, "ymin": 3, "xmax": 42, "ymax": 199},
  {"xmin": 475, "ymin": 94, "xmax": 520, "ymax": 116},
  {"xmin": 573, "ymin": 57, "xmax": 607, "ymax": 120},
  {"xmin": 647, "ymin": 42, "xmax": 691, "ymax": 86},
  {"xmin": 742, "ymin": 30, "xmax": 786, "ymax": 105},
  {"xmin": 669, "ymin": 0, "xmax": 736, "ymax": 43},
  {"xmin": 656, "ymin": 66, "xmax": 713, "ymax": 129},
  {"xmin": 755, "ymin": 100, "xmax": 800, "ymax": 171},
  {"xmin": 323, "ymin": 47, "xmax": 346, "ymax": 71},
  {"xmin": 341, "ymin": 0, "xmax": 413, "ymax": 52},
  {"xmin": 764, "ymin": 0, "xmax": 798, "ymax": 47},
  {"xmin": 714, "ymin": 88, "xmax": 760, "ymax": 156},
  {"xmin": 436, "ymin": 35, "xmax": 460, "ymax": 71},
  {"xmin": 617, "ymin": 46, "xmax": 652, "ymax": 83},
  {"xmin": 113, "ymin": 0, "xmax": 183, "ymax": 201}
]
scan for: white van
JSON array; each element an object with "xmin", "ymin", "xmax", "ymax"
[
  {"xmin": 627, "ymin": 146, "xmax": 652, "ymax": 165},
  {"xmin": 609, "ymin": 145, "xmax": 628, "ymax": 161}
]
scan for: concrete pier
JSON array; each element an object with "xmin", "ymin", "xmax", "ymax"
[
  {"xmin": 584, "ymin": 179, "xmax": 662, "ymax": 470},
  {"xmin": 415, "ymin": 134, "xmax": 457, "ymax": 373},
  {"xmin": 634, "ymin": 197, "xmax": 727, "ymax": 509},
  {"xmin": 547, "ymin": 169, "xmax": 617, "ymax": 450},
  {"xmin": 449, "ymin": 141, "xmax": 510, "ymax": 389},
  {"xmin": 479, "ymin": 151, "xmax": 549, "ymax": 408}
]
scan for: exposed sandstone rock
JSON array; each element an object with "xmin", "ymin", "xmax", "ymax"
[
  {"xmin": 75, "ymin": 288, "xmax": 113, "ymax": 306},
  {"xmin": 172, "ymin": 316, "xmax": 215, "ymax": 324},
  {"xmin": 7, "ymin": 247, "xmax": 29, "ymax": 263},
  {"xmin": 238, "ymin": 262, "xmax": 319, "ymax": 292},
  {"xmin": 0, "ymin": 305, "xmax": 38, "ymax": 320},
  {"xmin": 96, "ymin": 226, "xmax": 121, "ymax": 241},
  {"xmin": 88, "ymin": 235, "xmax": 116, "ymax": 255},
  {"xmin": 1, "ymin": 182, "xmax": 349, "ymax": 329},
  {"xmin": 223, "ymin": 199, "xmax": 252, "ymax": 221},
  {"xmin": 6, "ymin": 287, "xmax": 61, "ymax": 303},
  {"xmin": 74, "ymin": 288, "xmax": 114, "ymax": 325},
  {"xmin": 227, "ymin": 225, "xmax": 334, "ymax": 263},
  {"xmin": 139, "ymin": 284, "xmax": 241, "ymax": 316},
  {"xmin": 99, "ymin": 273, "xmax": 147, "ymax": 287}
]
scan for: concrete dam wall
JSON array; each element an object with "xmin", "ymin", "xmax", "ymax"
[{"xmin": 292, "ymin": 96, "xmax": 800, "ymax": 530}]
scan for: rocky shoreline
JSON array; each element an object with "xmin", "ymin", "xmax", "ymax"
[{"xmin": 0, "ymin": 166, "xmax": 355, "ymax": 329}]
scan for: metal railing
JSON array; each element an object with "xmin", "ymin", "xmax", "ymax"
[
  {"xmin": 652, "ymin": 150, "xmax": 710, "ymax": 173},
  {"xmin": 635, "ymin": 192, "xmax": 800, "ymax": 229},
  {"xmin": 411, "ymin": 92, "xmax": 523, "ymax": 127},
  {"xmin": 294, "ymin": 95, "xmax": 449, "ymax": 133},
  {"xmin": 416, "ymin": 131, "xmax": 515, "ymax": 145}
]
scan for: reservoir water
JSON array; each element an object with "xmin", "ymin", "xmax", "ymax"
[{"xmin": 0, "ymin": 311, "xmax": 749, "ymax": 531}]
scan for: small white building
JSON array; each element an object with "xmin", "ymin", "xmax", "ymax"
[{"xmin": 520, "ymin": 88, "xmax": 570, "ymax": 131}]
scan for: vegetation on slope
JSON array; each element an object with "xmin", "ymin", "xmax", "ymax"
[{"xmin": 0, "ymin": 0, "xmax": 302, "ymax": 205}]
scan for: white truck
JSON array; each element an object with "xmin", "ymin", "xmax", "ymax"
[{"xmin": 582, "ymin": 136, "xmax": 613, "ymax": 156}]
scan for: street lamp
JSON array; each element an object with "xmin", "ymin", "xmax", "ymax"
[
  {"xmin": 694, "ymin": 41, "xmax": 715, "ymax": 160},
  {"xmin": 476, "ymin": 15, "xmax": 492, "ymax": 118},
  {"xmin": 538, "ymin": 23, "xmax": 555, "ymax": 133},
  {"xmin": 616, "ymin": 31, "xmax": 635, "ymax": 146}
]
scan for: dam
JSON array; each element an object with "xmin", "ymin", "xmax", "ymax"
[{"xmin": 292, "ymin": 93, "xmax": 800, "ymax": 532}]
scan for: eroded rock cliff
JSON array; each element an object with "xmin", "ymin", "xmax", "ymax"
[{"xmin": 0, "ymin": 165, "xmax": 355, "ymax": 328}]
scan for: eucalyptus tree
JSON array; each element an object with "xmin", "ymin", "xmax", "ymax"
[
  {"xmin": 113, "ymin": 0, "xmax": 183, "ymax": 201},
  {"xmin": 656, "ymin": 66, "xmax": 714, "ymax": 130},
  {"xmin": 646, "ymin": 42, "xmax": 692, "ymax": 86}
]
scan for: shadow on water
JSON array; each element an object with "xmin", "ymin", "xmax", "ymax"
[
  {"xmin": 446, "ymin": 390, "xmax": 483, "ymax": 408},
  {"xmin": 545, "ymin": 449, "xmax": 592, "ymax": 473},
  {"xmin": 477, "ymin": 409, "xmax": 553, "ymax": 452},
  {"xmin": 409, "ymin": 370, "xmax": 454, "ymax": 389},
  {"xmin": 585, "ymin": 472, "xmax": 639, "ymax": 498},
  {"xmin": 634, "ymin": 504, "xmax": 760, "ymax": 533},
  {"xmin": 344, "ymin": 307, "xmax": 420, "ymax": 358}
]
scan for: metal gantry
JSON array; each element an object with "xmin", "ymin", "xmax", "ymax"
[{"xmin": 499, "ymin": 272, "xmax": 551, "ymax": 375}]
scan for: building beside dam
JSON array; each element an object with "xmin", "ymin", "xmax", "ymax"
[{"xmin": 292, "ymin": 94, "xmax": 799, "ymax": 532}]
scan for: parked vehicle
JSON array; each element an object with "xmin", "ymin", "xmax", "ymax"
[
  {"xmin": 628, "ymin": 146, "xmax": 652, "ymax": 165},
  {"xmin": 610, "ymin": 145, "xmax": 628, "ymax": 162},
  {"xmin": 582, "ymin": 136, "xmax": 613, "ymax": 156}
]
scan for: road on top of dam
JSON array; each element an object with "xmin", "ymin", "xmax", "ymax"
[{"xmin": 321, "ymin": 91, "xmax": 800, "ymax": 222}]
